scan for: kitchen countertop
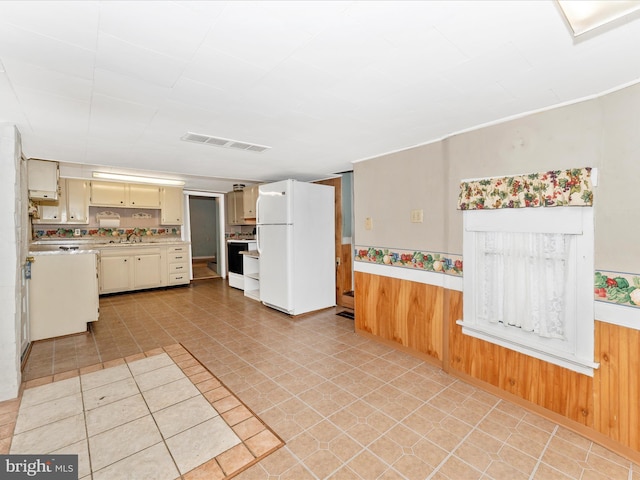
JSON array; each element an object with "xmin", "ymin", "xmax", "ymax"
[
  {"xmin": 29, "ymin": 239, "xmax": 189, "ymax": 254},
  {"xmin": 29, "ymin": 247, "xmax": 100, "ymax": 255}
]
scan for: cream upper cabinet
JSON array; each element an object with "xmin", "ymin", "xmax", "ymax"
[
  {"xmin": 129, "ymin": 184, "xmax": 160, "ymax": 208},
  {"xmin": 90, "ymin": 181, "xmax": 164, "ymax": 209},
  {"xmin": 28, "ymin": 159, "xmax": 59, "ymax": 200},
  {"xmin": 243, "ymin": 185, "xmax": 259, "ymax": 219},
  {"xmin": 33, "ymin": 178, "xmax": 89, "ymax": 224},
  {"xmin": 65, "ymin": 179, "xmax": 89, "ymax": 223},
  {"xmin": 225, "ymin": 191, "xmax": 244, "ymax": 225},
  {"xmin": 36, "ymin": 196, "xmax": 64, "ymax": 223},
  {"xmin": 90, "ymin": 181, "xmax": 127, "ymax": 207},
  {"xmin": 160, "ymin": 187, "xmax": 183, "ymax": 225}
]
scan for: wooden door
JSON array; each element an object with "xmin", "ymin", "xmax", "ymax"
[{"xmin": 315, "ymin": 177, "xmax": 353, "ymax": 309}]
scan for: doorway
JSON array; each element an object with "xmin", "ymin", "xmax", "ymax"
[
  {"xmin": 315, "ymin": 173, "xmax": 354, "ymax": 309},
  {"xmin": 183, "ymin": 191, "xmax": 227, "ymax": 281}
]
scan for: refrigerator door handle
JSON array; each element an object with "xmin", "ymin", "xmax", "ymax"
[
  {"xmin": 256, "ymin": 194, "xmax": 261, "ymax": 225},
  {"xmin": 256, "ymin": 225, "xmax": 262, "ymax": 254}
]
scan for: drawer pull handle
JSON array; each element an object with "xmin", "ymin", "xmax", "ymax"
[
  {"xmin": 176, "ymin": 266, "xmax": 183, "ymax": 270},
  {"xmin": 175, "ymin": 256, "xmax": 182, "ymax": 259}
]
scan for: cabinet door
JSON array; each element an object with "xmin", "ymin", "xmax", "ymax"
[
  {"xmin": 133, "ymin": 253, "xmax": 163, "ymax": 288},
  {"xmin": 35, "ymin": 177, "xmax": 65, "ymax": 223},
  {"xmin": 243, "ymin": 185, "xmax": 258, "ymax": 219},
  {"xmin": 234, "ymin": 191, "xmax": 244, "ymax": 224},
  {"xmin": 226, "ymin": 191, "xmax": 245, "ymax": 225},
  {"xmin": 90, "ymin": 181, "xmax": 127, "ymax": 206},
  {"xmin": 28, "ymin": 159, "xmax": 59, "ymax": 200},
  {"xmin": 160, "ymin": 187, "xmax": 183, "ymax": 225},
  {"xmin": 66, "ymin": 179, "xmax": 89, "ymax": 223},
  {"xmin": 129, "ymin": 184, "xmax": 160, "ymax": 207},
  {"xmin": 37, "ymin": 202, "xmax": 64, "ymax": 223},
  {"xmin": 100, "ymin": 255, "xmax": 132, "ymax": 293},
  {"xmin": 225, "ymin": 192, "xmax": 235, "ymax": 225}
]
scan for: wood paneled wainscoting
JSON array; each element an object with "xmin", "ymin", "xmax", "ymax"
[
  {"xmin": 355, "ymin": 270, "xmax": 640, "ymax": 463},
  {"xmin": 354, "ymin": 271, "xmax": 444, "ymax": 364}
]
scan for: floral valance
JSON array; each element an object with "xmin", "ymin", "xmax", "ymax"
[{"xmin": 457, "ymin": 167, "xmax": 593, "ymax": 210}]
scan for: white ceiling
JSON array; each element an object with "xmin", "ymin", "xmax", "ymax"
[{"xmin": 2, "ymin": 1, "xmax": 640, "ymax": 190}]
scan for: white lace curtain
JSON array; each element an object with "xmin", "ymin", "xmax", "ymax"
[{"xmin": 476, "ymin": 231, "xmax": 571, "ymax": 340}]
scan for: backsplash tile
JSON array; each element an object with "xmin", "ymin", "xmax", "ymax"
[{"xmin": 33, "ymin": 227, "xmax": 181, "ymax": 240}]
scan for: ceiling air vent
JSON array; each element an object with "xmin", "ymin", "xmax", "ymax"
[{"xmin": 181, "ymin": 132, "xmax": 270, "ymax": 153}]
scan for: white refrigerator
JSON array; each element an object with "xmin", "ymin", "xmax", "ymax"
[{"xmin": 257, "ymin": 179, "xmax": 335, "ymax": 315}]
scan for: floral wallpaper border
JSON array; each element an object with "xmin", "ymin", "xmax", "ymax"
[
  {"xmin": 355, "ymin": 247, "xmax": 638, "ymax": 311},
  {"xmin": 594, "ymin": 270, "xmax": 640, "ymax": 309},
  {"xmin": 33, "ymin": 227, "xmax": 181, "ymax": 240},
  {"xmin": 355, "ymin": 246, "xmax": 463, "ymax": 276},
  {"xmin": 458, "ymin": 167, "xmax": 593, "ymax": 210}
]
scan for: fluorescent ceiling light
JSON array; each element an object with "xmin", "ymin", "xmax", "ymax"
[
  {"xmin": 557, "ymin": 1, "xmax": 640, "ymax": 36},
  {"xmin": 92, "ymin": 172, "xmax": 185, "ymax": 186}
]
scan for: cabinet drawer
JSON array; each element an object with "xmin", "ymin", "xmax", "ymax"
[
  {"xmin": 168, "ymin": 253, "xmax": 187, "ymax": 262},
  {"xmin": 168, "ymin": 245, "xmax": 188, "ymax": 254},
  {"xmin": 169, "ymin": 272, "xmax": 189, "ymax": 285},
  {"xmin": 169, "ymin": 262, "xmax": 188, "ymax": 274}
]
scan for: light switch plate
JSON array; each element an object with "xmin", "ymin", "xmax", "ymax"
[
  {"xmin": 410, "ymin": 209, "xmax": 423, "ymax": 223},
  {"xmin": 364, "ymin": 217, "xmax": 373, "ymax": 230}
]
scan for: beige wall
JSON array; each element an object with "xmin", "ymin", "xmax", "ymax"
[
  {"xmin": 598, "ymin": 84, "xmax": 640, "ymax": 272},
  {"xmin": 355, "ymin": 81, "xmax": 640, "ymax": 273},
  {"xmin": 354, "ymin": 141, "xmax": 447, "ymax": 252}
]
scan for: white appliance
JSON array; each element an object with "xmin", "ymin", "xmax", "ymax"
[
  {"xmin": 257, "ymin": 179, "xmax": 335, "ymax": 315},
  {"xmin": 227, "ymin": 240, "xmax": 257, "ymax": 290}
]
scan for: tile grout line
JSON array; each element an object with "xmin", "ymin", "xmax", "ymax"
[
  {"xmin": 267, "ymin": 350, "xmax": 480, "ymax": 479},
  {"xmin": 123, "ymin": 350, "xmax": 185, "ymax": 480},
  {"xmin": 425, "ymin": 399, "xmax": 503, "ymax": 480},
  {"xmin": 18, "ymin": 346, "xmax": 284, "ymax": 480},
  {"xmin": 177, "ymin": 344, "xmax": 287, "ymax": 478},
  {"xmin": 79, "ymin": 373, "xmax": 95, "ymax": 479},
  {"xmin": 528, "ymin": 424, "xmax": 559, "ymax": 480}
]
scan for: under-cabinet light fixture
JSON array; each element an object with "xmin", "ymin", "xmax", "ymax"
[
  {"xmin": 92, "ymin": 172, "xmax": 185, "ymax": 186},
  {"xmin": 556, "ymin": 0, "xmax": 640, "ymax": 36}
]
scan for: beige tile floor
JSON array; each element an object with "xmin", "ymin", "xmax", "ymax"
[
  {"xmin": 7, "ymin": 279, "xmax": 640, "ymax": 479},
  {"xmin": 9, "ymin": 345, "xmax": 282, "ymax": 479}
]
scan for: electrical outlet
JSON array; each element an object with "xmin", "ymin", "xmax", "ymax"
[
  {"xmin": 364, "ymin": 217, "xmax": 373, "ymax": 230},
  {"xmin": 73, "ymin": 228, "xmax": 81, "ymax": 236},
  {"xmin": 410, "ymin": 209, "xmax": 424, "ymax": 223}
]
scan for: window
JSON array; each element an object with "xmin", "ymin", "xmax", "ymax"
[{"xmin": 458, "ymin": 206, "xmax": 598, "ymax": 376}]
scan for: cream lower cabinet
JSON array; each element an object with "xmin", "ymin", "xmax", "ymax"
[
  {"xmin": 167, "ymin": 245, "xmax": 190, "ymax": 285},
  {"xmin": 100, "ymin": 255, "xmax": 133, "ymax": 293},
  {"xmin": 99, "ymin": 246, "xmax": 164, "ymax": 294},
  {"xmin": 99, "ymin": 244, "xmax": 190, "ymax": 294}
]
